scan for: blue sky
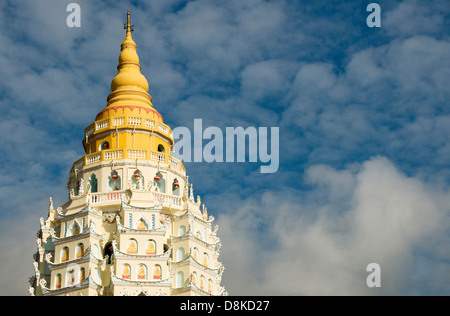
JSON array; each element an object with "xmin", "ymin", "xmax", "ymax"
[{"xmin": 0, "ymin": 0, "xmax": 449, "ymax": 295}]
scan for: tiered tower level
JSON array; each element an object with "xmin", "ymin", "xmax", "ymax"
[{"xmin": 30, "ymin": 12, "xmax": 226, "ymax": 296}]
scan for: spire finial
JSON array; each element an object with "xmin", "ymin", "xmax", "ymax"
[{"xmin": 124, "ymin": 10, "xmax": 134, "ymax": 33}]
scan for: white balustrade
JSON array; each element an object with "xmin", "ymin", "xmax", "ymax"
[
  {"xmin": 86, "ymin": 153, "xmax": 101, "ymax": 165},
  {"xmin": 104, "ymin": 150, "xmax": 123, "ymax": 160},
  {"xmin": 74, "ymin": 158, "xmax": 84, "ymax": 170},
  {"xmin": 169, "ymin": 157, "xmax": 180, "ymax": 169},
  {"xmin": 96, "ymin": 119, "xmax": 109, "ymax": 131},
  {"xmin": 151, "ymin": 152, "xmax": 165, "ymax": 162},
  {"xmin": 113, "ymin": 117, "xmax": 125, "ymax": 126},
  {"xmin": 153, "ymin": 192, "xmax": 182, "ymax": 207},
  {"xmin": 129, "ymin": 117, "xmax": 141, "ymax": 126},
  {"xmin": 86, "ymin": 126, "xmax": 94, "ymax": 137},
  {"xmin": 128, "ymin": 150, "xmax": 146, "ymax": 159},
  {"xmin": 91, "ymin": 191, "xmax": 124, "ymax": 204},
  {"xmin": 145, "ymin": 119, "xmax": 155, "ymax": 128},
  {"xmin": 158, "ymin": 123, "xmax": 168, "ymax": 134}
]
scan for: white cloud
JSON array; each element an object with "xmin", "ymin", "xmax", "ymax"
[
  {"xmin": 383, "ymin": 0, "xmax": 447, "ymax": 37},
  {"xmin": 217, "ymin": 157, "xmax": 450, "ymax": 295}
]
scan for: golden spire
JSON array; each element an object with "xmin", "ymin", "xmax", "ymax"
[
  {"xmin": 125, "ymin": 10, "xmax": 134, "ymax": 34},
  {"xmin": 107, "ymin": 10, "xmax": 152, "ymax": 107}
]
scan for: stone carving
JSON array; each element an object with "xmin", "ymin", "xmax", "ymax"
[
  {"xmin": 39, "ymin": 278, "xmax": 47, "ymax": 287},
  {"xmin": 79, "ymin": 178, "xmax": 84, "ymax": 195},
  {"xmin": 45, "ymin": 253, "xmax": 53, "ymax": 264},
  {"xmin": 33, "ymin": 261, "xmax": 39, "ymax": 272}
]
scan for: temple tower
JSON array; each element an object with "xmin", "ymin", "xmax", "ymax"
[{"xmin": 30, "ymin": 11, "xmax": 226, "ymax": 296}]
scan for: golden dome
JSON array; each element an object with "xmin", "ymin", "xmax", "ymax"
[{"xmin": 108, "ymin": 11, "xmax": 152, "ymax": 106}]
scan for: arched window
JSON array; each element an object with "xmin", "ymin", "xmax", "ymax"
[
  {"xmin": 176, "ymin": 271, "xmax": 184, "ymax": 288},
  {"xmin": 100, "ymin": 141, "xmax": 109, "ymax": 150},
  {"xmin": 178, "ymin": 225, "xmax": 186, "ymax": 236},
  {"xmin": 127, "ymin": 239, "xmax": 138, "ymax": 254},
  {"xmin": 154, "ymin": 172, "xmax": 165, "ymax": 193},
  {"xmin": 122, "ymin": 264, "xmax": 131, "ymax": 279},
  {"xmin": 66, "ymin": 270, "xmax": 75, "ymax": 287},
  {"xmin": 192, "ymin": 272, "xmax": 198, "ymax": 286},
  {"xmin": 176, "ymin": 247, "xmax": 185, "ymax": 262},
  {"xmin": 157, "ymin": 144, "xmax": 165, "ymax": 153},
  {"xmin": 172, "ymin": 179, "xmax": 180, "ymax": 196},
  {"xmin": 137, "ymin": 264, "xmax": 147, "ymax": 280},
  {"xmin": 109, "ymin": 171, "xmax": 121, "ymax": 191},
  {"xmin": 153, "ymin": 265, "xmax": 162, "ymax": 279},
  {"xmin": 55, "ymin": 274, "xmax": 62, "ymax": 289},
  {"xmin": 79, "ymin": 268, "xmax": 86, "ymax": 283},
  {"xmin": 131, "ymin": 170, "xmax": 144, "ymax": 190},
  {"xmin": 200, "ymin": 275, "xmax": 205, "ymax": 290},
  {"xmin": 203, "ymin": 253, "xmax": 209, "ymax": 267},
  {"xmin": 89, "ymin": 174, "xmax": 98, "ymax": 193},
  {"xmin": 76, "ymin": 243, "xmax": 84, "ymax": 259},
  {"xmin": 104, "ymin": 242, "xmax": 113, "ymax": 264},
  {"xmin": 146, "ymin": 240, "xmax": 156, "ymax": 255},
  {"xmin": 135, "ymin": 218, "xmax": 148, "ymax": 230},
  {"xmin": 208, "ymin": 279, "xmax": 213, "ymax": 294},
  {"xmin": 193, "ymin": 247, "xmax": 199, "ymax": 261},
  {"xmin": 74, "ymin": 180, "xmax": 80, "ymax": 196},
  {"xmin": 69, "ymin": 220, "xmax": 80, "ymax": 236},
  {"xmin": 61, "ymin": 247, "xmax": 69, "ymax": 262}
]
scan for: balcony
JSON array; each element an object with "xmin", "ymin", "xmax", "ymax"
[
  {"xmin": 88, "ymin": 190, "xmax": 182, "ymax": 209},
  {"xmin": 90, "ymin": 191, "xmax": 127, "ymax": 205},
  {"xmin": 80, "ymin": 150, "xmax": 184, "ymax": 174}
]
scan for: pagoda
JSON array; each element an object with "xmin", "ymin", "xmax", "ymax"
[{"xmin": 29, "ymin": 11, "xmax": 226, "ymax": 296}]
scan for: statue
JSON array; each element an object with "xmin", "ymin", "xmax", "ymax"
[
  {"xmin": 189, "ymin": 184, "xmax": 194, "ymax": 201},
  {"xmin": 33, "ymin": 261, "xmax": 39, "ymax": 272},
  {"xmin": 78, "ymin": 178, "xmax": 84, "ymax": 195},
  {"xmin": 86, "ymin": 182, "xmax": 91, "ymax": 194},
  {"xmin": 39, "ymin": 278, "xmax": 47, "ymax": 287},
  {"xmin": 202, "ymin": 205, "xmax": 208, "ymax": 220},
  {"xmin": 45, "ymin": 253, "xmax": 53, "ymax": 264}
]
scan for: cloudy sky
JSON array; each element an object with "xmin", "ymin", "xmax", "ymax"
[{"xmin": 0, "ymin": 0, "xmax": 449, "ymax": 296}]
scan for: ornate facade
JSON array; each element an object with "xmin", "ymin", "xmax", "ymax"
[{"xmin": 30, "ymin": 12, "xmax": 226, "ymax": 296}]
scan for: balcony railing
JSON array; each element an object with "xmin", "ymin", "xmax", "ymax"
[
  {"xmin": 91, "ymin": 191, "xmax": 126, "ymax": 204},
  {"xmin": 153, "ymin": 192, "xmax": 182, "ymax": 207},
  {"xmin": 128, "ymin": 150, "xmax": 146, "ymax": 159},
  {"xmin": 96, "ymin": 119, "xmax": 109, "ymax": 131},
  {"xmin": 151, "ymin": 152, "xmax": 165, "ymax": 163},
  {"xmin": 104, "ymin": 150, "xmax": 123, "ymax": 160},
  {"xmin": 82, "ymin": 151, "xmax": 183, "ymax": 173},
  {"xmin": 86, "ymin": 153, "xmax": 101, "ymax": 165}
]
